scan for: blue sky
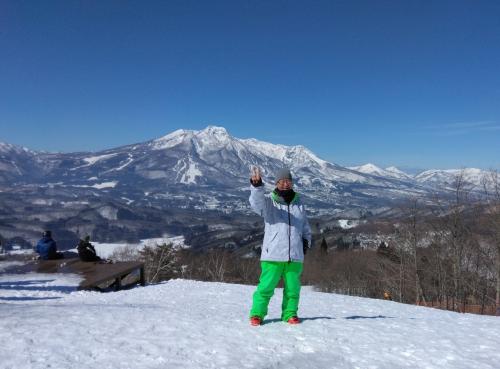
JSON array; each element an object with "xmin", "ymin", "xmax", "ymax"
[{"xmin": 1, "ymin": 0, "xmax": 499, "ymax": 171}]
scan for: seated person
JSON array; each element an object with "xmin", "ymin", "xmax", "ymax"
[
  {"xmin": 77, "ymin": 236, "xmax": 102, "ymax": 262},
  {"xmin": 36, "ymin": 230, "xmax": 64, "ymax": 260}
]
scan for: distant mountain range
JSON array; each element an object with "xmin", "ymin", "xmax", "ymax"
[
  {"xmin": 348, "ymin": 163, "xmax": 491, "ymax": 190},
  {"xmin": 1, "ymin": 126, "xmax": 495, "ymax": 210},
  {"xmin": 0, "ymin": 126, "xmax": 495, "ymax": 247}
]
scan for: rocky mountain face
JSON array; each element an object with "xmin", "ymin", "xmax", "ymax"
[{"xmin": 0, "ymin": 126, "xmax": 493, "ymax": 249}]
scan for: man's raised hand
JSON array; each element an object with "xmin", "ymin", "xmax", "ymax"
[{"xmin": 250, "ymin": 166, "xmax": 263, "ymax": 187}]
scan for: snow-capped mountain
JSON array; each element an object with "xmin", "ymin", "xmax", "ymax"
[
  {"xmin": 0, "ymin": 126, "xmax": 494, "ymax": 218},
  {"xmin": 414, "ymin": 168, "xmax": 490, "ymax": 190},
  {"xmin": 0, "ymin": 142, "xmax": 41, "ymax": 183},
  {"xmin": 385, "ymin": 166, "xmax": 413, "ymax": 180},
  {"xmin": 350, "ymin": 163, "xmax": 494, "ymax": 191},
  {"xmin": 1, "ymin": 126, "xmax": 496, "ymax": 248},
  {"xmin": 348, "ymin": 163, "xmax": 412, "ymax": 181}
]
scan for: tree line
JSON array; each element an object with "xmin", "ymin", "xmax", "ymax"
[{"xmin": 113, "ymin": 170, "xmax": 500, "ymax": 316}]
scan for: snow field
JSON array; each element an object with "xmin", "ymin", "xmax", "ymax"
[{"xmin": 1, "ymin": 272, "xmax": 499, "ymax": 369}]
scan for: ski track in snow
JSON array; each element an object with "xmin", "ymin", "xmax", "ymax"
[{"xmin": 1, "ymin": 273, "xmax": 499, "ymax": 369}]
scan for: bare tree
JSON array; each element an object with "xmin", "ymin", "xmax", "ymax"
[
  {"xmin": 140, "ymin": 243, "xmax": 177, "ymax": 283},
  {"xmin": 401, "ymin": 198, "xmax": 428, "ymax": 305},
  {"xmin": 235, "ymin": 256, "xmax": 259, "ymax": 284},
  {"xmin": 428, "ymin": 170, "xmax": 474, "ymax": 310},
  {"xmin": 109, "ymin": 245, "xmax": 140, "ymax": 261},
  {"xmin": 205, "ymin": 249, "xmax": 228, "ymax": 282},
  {"xmin": 481, "ymin": 170, "xmax": 500, "ymax": 315}
]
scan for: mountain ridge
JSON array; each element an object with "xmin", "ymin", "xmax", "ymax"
[
  {"xmin": 1, "ymin": 126, "xmax": 490, "ymax": 187},
  {"xmin": 0, "ymin": 125, "xmax": 496, "ymax": 248},
  {"xmin": 1, "ymin": 126, "xmax": 493, "ymax": 204}
]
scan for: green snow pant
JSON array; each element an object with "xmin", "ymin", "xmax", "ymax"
[{"xmin": 250, "ymin": 261, "xmax": 303, "ymax": 321}]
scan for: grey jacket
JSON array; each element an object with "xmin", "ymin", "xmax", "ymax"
[{"xmin": 249, "ymin": 186, "xmax": 312, "ymax": 262}]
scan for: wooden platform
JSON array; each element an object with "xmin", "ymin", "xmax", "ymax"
[
  {"xmin": 3, "ymin": 258, "xmax": 145, "ymax": 291},
  {"xmin": 77, "ymin": 260, "xmax": 145, "ymax": 291}
]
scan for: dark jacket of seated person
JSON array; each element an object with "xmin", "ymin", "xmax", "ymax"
[
  {"xmin": 77, "ymin": 238, "xmax": 102, "ymax": 262},
  {"xmin": 36, "ymin": 232, "xmax": 64, "ymax": 260}
]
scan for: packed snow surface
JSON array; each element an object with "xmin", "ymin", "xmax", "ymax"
[
  {"xmin": 71, "ymin": 181, "xmax": 118, "ymax": 189},
  {"xmin": 82, "ymin": 153, "xmax": 119, "ymax": 166},
  {"xmin": 113, "ymin": 154, "xmax": 134, "ymax": 171},
  {"xmin": 337, "ymin": 219, "xmax": 360, "ymax": 229},
  {"xmin": 91, "ymin": 181, "xmax": 118, "ymax": 189},
  {"xmin": 79, "ymin": 236, "xmax": 188, "ymax": 258},
  {"xmin": 1, "ymin": 272, "xmax": 499, "ymax": 369},
  {"xmin": 175, "ymin": 156, "xmax": 203, "ymax": 184}
]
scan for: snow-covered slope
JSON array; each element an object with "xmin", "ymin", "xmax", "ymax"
[
  {"xmin": 0, "ymin": 142, "xmax": 40, "ymax": 183},
  {"xmin": 1, "ymin": 272, "xmax": 499, "ymax": 369},
  {"xmin": 349, "ymin": 163, "xmax": 412, "ymax": 180},
  {"xmin": 150, "ymin": 126, "xmax": 335, "ymax": 184},
  {"xmin": 414, "ymin": 168, "xmax": 488, "ymax": 189},
  {"xmin": 146, "ymin": 126, "xmax": 434, "ymax": 210},
  {"xmin": 349, "ymin": 163, "xmax": 387, "ymax": 176},
  {"xmin": 71, "ymin": 236, "xmax": 188, "ymax": 258},
  {"xmin": 385, "ymin": 166, "xmax": 413, "ymax": 180}
]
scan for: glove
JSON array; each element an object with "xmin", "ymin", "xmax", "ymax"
[
  {"xmin": 250, "ymin": 178, "xmax": 263, "ymax": 187},
  {"xmin": 303, "ymin": 238, "xmax": 309, "ymax": 255}
]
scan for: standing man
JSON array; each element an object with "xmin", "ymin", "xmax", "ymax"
[{"xmin": 249, "ymin": 166, "xmax": 312, "ymax": 326}]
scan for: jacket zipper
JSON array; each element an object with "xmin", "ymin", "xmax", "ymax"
[{"xmin": 287, "ymin": 204, "xmax": 291, "ymax": 263}]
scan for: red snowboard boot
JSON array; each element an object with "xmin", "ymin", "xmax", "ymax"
[
  {"xmin": 287, "ymin": 316, "xmax": 300, "ymax": 325},
  {"xmin": 250, "ymin": 316, "xmax": 262, "ymax": 326}
]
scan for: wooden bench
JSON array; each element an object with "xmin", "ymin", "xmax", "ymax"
[
  {"xmin": 3, "ymin": 258, "xmax": 145, "ymax": 291},
  {"xmin": 75, "ymin": 260, "xmax": 145, "ymax": 291}
]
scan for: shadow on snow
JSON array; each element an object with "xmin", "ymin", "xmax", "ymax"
[
  {"xmin": 0, "ymin": 296, "xmax": 62, "ymax": 302},
  {"xmin": 0, "ymin": 279, "xmax": 77, "ymax": 294}
]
